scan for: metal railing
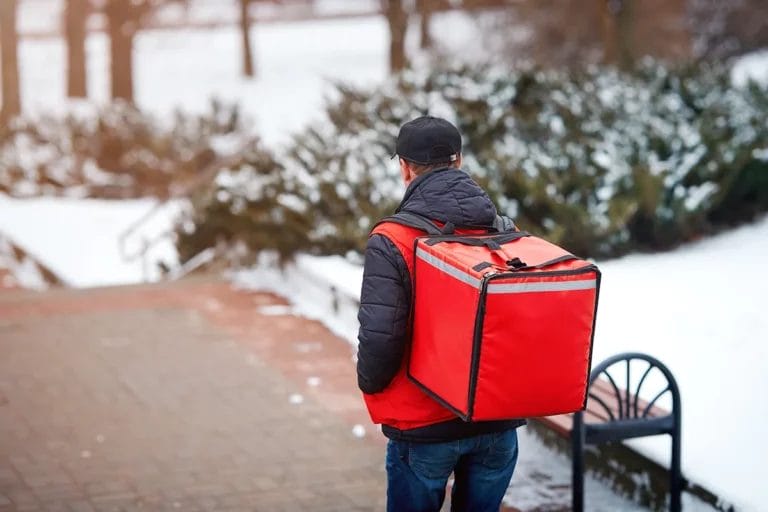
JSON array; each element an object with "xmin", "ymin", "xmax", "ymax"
[{"xmin": 117, "ymin": 152, "xmax": 244, "ymax": 281}]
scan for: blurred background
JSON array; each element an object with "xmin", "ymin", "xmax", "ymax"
[{"xmin": 1, "ymin": 1, "xmax": 767, "ymax": 511}]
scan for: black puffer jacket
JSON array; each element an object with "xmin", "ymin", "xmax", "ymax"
[{"xmin": 356, "ymin": 168, "xmax": 525, "ymax": 442}]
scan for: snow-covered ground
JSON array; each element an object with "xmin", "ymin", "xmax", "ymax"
[
  {"xmin": 0, "ymin": 196, "xmax": 180, "ymax": 287},
  {"xmin": 732, "ymin": 49, "xmax": 768, "ymax": 88}
]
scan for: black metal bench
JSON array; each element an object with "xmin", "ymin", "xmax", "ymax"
[{"xmin": 534, "ymin": 352, "xmax": 683, "ymax": 511}]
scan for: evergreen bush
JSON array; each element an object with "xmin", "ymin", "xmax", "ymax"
[
  {"xmin": 260, "ymin": 61, "xmax": 768, "ymax": 258},
  {"xmin": 179, "ymin": 60, "xmax": 768, "ymax": 262}
]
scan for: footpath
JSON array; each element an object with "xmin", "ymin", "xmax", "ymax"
[{"xmin": 0, "ymin": 277, "xmax": 387, "ymax": 512}]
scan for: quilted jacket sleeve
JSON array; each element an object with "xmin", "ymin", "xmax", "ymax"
[{"xmin": 356, "ymin": 233, "xmax": 412, "ymax": 394}]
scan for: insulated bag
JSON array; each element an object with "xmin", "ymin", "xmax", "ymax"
[{"xmin": 384, "ymin": 212, "xmax": 600, "ymax": 422}]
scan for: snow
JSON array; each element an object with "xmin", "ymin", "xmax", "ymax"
[
  {"xmin": 233, "ymin": 252, "xmax": 362, "ymax": 345},
  {"xmin": 506, "ymin": 425, "xmax": 708, "ymax": 511},
  {"xmin": 0, "ymin": 196, "xmax": 181, "ymax": 287},
  {"xmin": 732, "ymin": 49, "xmax": 768, "ymax": 88},
  {"xmin": 3, "ymin": 179, "xmax": 760, "ymax": 511}
]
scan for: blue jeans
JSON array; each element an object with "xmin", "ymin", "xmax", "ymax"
[{"xmin": 386, "ymin": 429, "xmax": 519, "ymax": 512}]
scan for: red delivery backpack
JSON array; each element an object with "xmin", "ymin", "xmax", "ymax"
[{"xmin": 381, "ymin": 211, "xmax": 600, "ymax": 422}]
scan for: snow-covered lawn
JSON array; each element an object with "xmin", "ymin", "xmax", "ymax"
[{"xmin": 0, "ymin": 196, "xmax": 180, "ymax": 287}]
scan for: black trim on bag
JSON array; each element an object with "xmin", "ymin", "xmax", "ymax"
[
  {"xmin": 491, "ymin": 265, "xmax": 599, "ymax": 280},
  {"xmin": 581, "ymin": 268, "xmax": 602, "ymax": 410},
  {"xmin": 465, "ymin": 273, "xmax": 492, "ymax": 421},
  {"xmin": 472, "ymin": 261, "xmax": 492, "ymax": 272},
  {"xmin": 407, "ymin": 373, "xmax": 471, "ymax": 421}
]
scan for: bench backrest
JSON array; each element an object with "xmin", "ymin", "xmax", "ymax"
[{"xmin": 572, "ymin": 352, "xmax": 683, "ymax": 512}]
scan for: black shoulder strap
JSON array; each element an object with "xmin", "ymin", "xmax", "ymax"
[
  {"xmin": 377, "ymin": 211, "xmax": 449, "ymax": 235},
  {"xmin": 493, "ymin": 215, "xmax": 518, "ymax": 233},
  {"xmin": 376, "ymin": 211, "xmax": 518, "ymax": 236}
]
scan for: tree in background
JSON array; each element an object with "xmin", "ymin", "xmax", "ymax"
[
  {"xmin": 65, "ymin": 0, "xmax": 89, "ymax": 98},
  {"xmin": 103, "ymin": 0, "xmax": 187, "ymax": 103},
  {"xmin": 483, "ymin": 0, "xmax": 604, "ymax": 68},
  {"xmin": 0, "ymin": 0, "xmax": 21, "ymax": 123},
  {"xmin": 689, "ymin": 0, "xmax": 768, "ymax": 60},
  {"xmin": 417, "ymin": 0, "xmax": 432, "ymax": 50},
  {"xmin": 601, "ymin": 0, "xmax": 635, "ymax": 69},
  {"xmin": 104, "ymin": 0, "xmax": 148, "ymax": 102},
  {"xmin": 382, "ymin": 0, "xmax": 408, "ymax": 73},
  {"xmin": 476, "ymin": 0, "xmax": 690, "ymax": 69},
  {"xmin": 240, "ymin": 0, "xmax": 255, "ymax": 77}
]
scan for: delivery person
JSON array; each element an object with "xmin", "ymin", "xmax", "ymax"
[{"xmin": 356, "ymin": 116, "xmax": 524, "ymax": 512}]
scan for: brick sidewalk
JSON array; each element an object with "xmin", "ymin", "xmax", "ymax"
[{"xmin": 0, "ymin": 278, "xmax": 386, "ymax": 512}]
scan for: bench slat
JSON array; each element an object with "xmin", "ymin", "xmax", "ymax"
[{"xmin": 535, "ymin": 380, "xmax": 670, "ymax": 436}]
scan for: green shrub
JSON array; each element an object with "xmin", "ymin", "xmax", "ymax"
[
  {"xmin": 180, "ymin": 60, "xmax": 768, "ymax": 263},
  {"xmin": 286, "ymin": 62, "xmax": 768, "ymax": 257}
]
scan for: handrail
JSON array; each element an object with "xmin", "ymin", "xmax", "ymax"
[
  {"xmin": 117, "ymin": 151, "xmax": 244, "ymax": 280},
  {"xmin": 166, "ymin": 247, "xmax": 217, "ymax": 281}
]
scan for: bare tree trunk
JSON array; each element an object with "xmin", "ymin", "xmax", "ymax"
[
  {"xmin": 599, "ymin": 0, "xmax": 618, "ymax": 64},
  {"xmin": 105, "ymin": 0, "xmax": 137, "ymax": 102},
  {"xmin": 65, "ymin": 0, "xmax": 88, "ymax": 98},
  {"xmin": 240, "ymin": 0, "xmax": 255, "ymax": 77},
  {"xmin": 615, "ymin": 0, "xmax": 635, "ymax": 69},
  {"xmin": 600, "ymin": 0, "xmax": 634, "ymax": 68},
  {"xmin": 417, "ymin": 0, "xmax": 432, "ymax": 49},
  {"xmin": 1, "ymin": 0, "xmax": 21, "ymax": 122},
  {"xmin": 383, "ymin": 0, "xmax": 408, "ymax": 73}
]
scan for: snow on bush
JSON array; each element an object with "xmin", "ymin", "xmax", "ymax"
[
  {"xmin": 179, "ymin": 60, "xmax": 768, "ymax": 263},
  {"xmin": 0, "ymin": 100, "xmax": 253, "ymax": 199}
]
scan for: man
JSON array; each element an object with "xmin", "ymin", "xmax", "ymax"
[{"xmin": 357, "ymin": 116, "xmax": 524, "ymax": 512}]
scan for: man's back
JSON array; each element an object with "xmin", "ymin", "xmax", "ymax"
[{"xmin": 356, "ymin": 116, "xmax": 521, "ymax": 512}]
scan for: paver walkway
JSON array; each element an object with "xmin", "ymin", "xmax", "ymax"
[{"xmin": 0, "ymin": 277, "xmax": 386, "ymax": 511}]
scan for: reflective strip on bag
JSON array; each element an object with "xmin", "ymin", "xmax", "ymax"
[
  {"xmin": 487, "ymin": 279, "xmax": 597, "ymax": 294},
  {"xmin": 415, "ymin": 247, "xmax": 481, "ymax": 288}
]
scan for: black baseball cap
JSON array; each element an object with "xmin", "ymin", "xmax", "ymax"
[{"xmin": 393, "ymin": 116, "xmax": 462, "ymax": 165}]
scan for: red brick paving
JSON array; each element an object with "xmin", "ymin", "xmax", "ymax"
[{"xmin": 0, "ymin": 277, "xmax": 386, "ymax": 511}]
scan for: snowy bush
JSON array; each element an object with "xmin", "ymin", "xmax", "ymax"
[
  {"xmin": 179, "ymin": 60, "xmax": 768, "ymax": 263},
  {"xmin": 290, "ymin": 61, "xmax": 768, "ymax": 258},
  {"xmin": 0, "ymin": 100, "xmax": 251, "ymax": 199},
  {"xmin": 173, "ymin": 144, "xmax": 312, "ymax": 264}
]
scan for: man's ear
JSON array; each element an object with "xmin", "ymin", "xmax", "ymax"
[{"xmin": 399, "ymin": 158, "xmax": 414, "ymax": 185}]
